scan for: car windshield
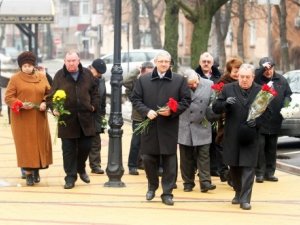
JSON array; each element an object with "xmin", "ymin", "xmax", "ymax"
[{"xmin": 284, "ymin": 71, "xmax": 300, "ymax": 93}]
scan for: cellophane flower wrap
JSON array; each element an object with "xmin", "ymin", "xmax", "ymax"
[
  {"xmin": 134, "ymin": 97, "xmax": 178, "ymax": 134},
  {"xmin": 247, "ymin": 83, "xmax": 277, "ymax": 121},
  {"xmin": 201, "ymin": 82, "xmax": 224, "ymax": 128},
  {"xmin": 11, "ymin": 100, "xmax": 39, "ymax": 114},
  {"xmin": 52, "ymin": 90, "xmax": 71, "ymax": 143}
]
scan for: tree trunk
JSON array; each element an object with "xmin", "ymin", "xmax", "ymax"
[
  {"xmin": 143, "ymin": 0, "xmax": 162, "ymax": 49},
  {"xmin": 191, "ymin": 17, "xmax": 212, "ymax": 68},
  {"xmin": 164, "ymin": 0, "xmax": 179, "ymax": 71},
  {"xmin": 237, "ymin": 0, "xmax": 245, "ymax": 60},
  {"xmin": 275, "ymin": 0, "xmax": 290, "ymax": 73},
  {"xmin": 214, "ymin": 2, "xmax": 232, "ymax": 70},
  {"xmin": 109, "ymin": 0, "xmax": 116, "ymax": 25},
  {"xmin": 131, "ymin": 0, "xmax": 141, "ymax": 49},
  {"xmin": 0, "ymin": 25, "xmax": 5, "ymax": 48}
]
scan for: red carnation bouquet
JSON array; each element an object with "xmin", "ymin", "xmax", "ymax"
[
  {"xmin": 247, "ymin": 83, "xmax": 278, "ymax": 121},
  {"xmin": 134, "ymin": 97, "xmax": 178, "ymax": 134},
  {"xmin": 11, "ymin": 100, "xmax": 39, "ymax": 114},
  {"xmin": 211, "ymin": 82, "xmax": 224, "ymax": 102}
]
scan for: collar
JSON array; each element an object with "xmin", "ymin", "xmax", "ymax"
[{"xmin": 151, "ymin": 67, "xmax": 172, "ymax": 80}]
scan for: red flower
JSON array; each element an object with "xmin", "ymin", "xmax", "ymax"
[
  {"xmin": 211, "ymin": 82, "xmax": 224, "ymax": 93},
  {"xmin": 262, "ymin": 83, "xmax": 278, "ymax": 96},
  {"xmin": 167, "ymin": 97, "xmax": 178, "ymax": 113},
  {"xmin": 11, "ymin": 100, "xmax": 23, "ymax": 114}
]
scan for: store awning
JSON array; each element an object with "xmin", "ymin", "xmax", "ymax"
[{"xmin": 0, "ymin": 0, "xmax": 55, "ymax": 24}]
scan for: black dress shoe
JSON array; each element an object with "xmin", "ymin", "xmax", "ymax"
[
  {"xmin": 201, "ymin": 182, "xmax": 216, "ymax": 193},
  {"xmin": 64, "ymin": 182, "xmax": 75, "ymax": 189},
  {"xmin": 146, "ymin": 190, "xmax": 155, "ymax": 201},
  {"xmin": 265, "ymin": 175, "xmax": 278, "ymax": 182},
  {"xmin": 91, "ymin": 167, "xmax": 104, "ymax": 174},
  {"xmin": 232, "ymin": 192, "xmax": 240, "ymax": 204},
  {"xmin": 256, "ymin": 176, "xmax": 264, "ymax": 183},
  {"xmin": 129, "ymin": 168, "xmax": 139, "ymax": 175},
  {"xmin": 183, "ymin": 186, "xmax": 193, "ymax": 192},
  {"xmin": 33, "ymin": 170, "xmax": 40, "ymax": 183},
  {"xmin": 161, "ymin": 196, "xmax": 174, "ymax": 206},
  {"xmin": 232, "ymin": 196, "xmax": 240, "ymax": 204},
  {"xmin": 240, "ymin": 203, "xmax": 251, "ymax": 210},
  {"xmin": 26, "ymin": 174, "xmax": 34, "ymax": 186},
  {"xmin": 79, "ymin": 173, "xmax": 90, "ymax": 183}
]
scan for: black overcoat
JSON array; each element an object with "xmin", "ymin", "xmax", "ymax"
[
  {"xmin": 212, "ymin": 82, "xmax": 261, "ymax": 167},
  {"xmin": 131, "ymin": 68, "xmax": 191, "ymax": 155},
  {"xmin": 47, "ymin": 63, "xmax": 99, "ymax": 138}
]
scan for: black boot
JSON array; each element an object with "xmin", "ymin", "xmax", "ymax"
[
  {"xmin": 26, "ymin": 174, "xmax": 34, "ymax": 186},
  {"xmin": 33, "ymin": 169, "xmax": 40, "ymax": 183}
]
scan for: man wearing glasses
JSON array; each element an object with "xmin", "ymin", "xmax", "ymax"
[{"xmin": 195, "ymin": 52, "xmax": 224, "ymax": 180}]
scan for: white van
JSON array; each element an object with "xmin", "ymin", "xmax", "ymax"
[{"xmin": 101, "ymin": 49, "xmax": 161, "ymax": 80}]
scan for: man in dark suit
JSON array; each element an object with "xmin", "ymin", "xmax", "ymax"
[
  {"xmin": 131, "ymin": 50, "xmax": 191, "ymax": 206},
  {"xmin": 212, "ymin": 64, "xmax": 262, "ymax": 210}
]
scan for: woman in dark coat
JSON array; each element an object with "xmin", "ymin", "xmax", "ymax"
[
  {"xmin": 212, "ymin": 64, "xmax": 262, "ymax": 210},
  {"xmin": 131, "ymin": 50, "xmax": 191, "ymax": 206}
]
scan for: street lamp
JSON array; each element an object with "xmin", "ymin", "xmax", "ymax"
[{"xmin": 104, "ymin": 0, "xmax": 125, "ymax": 187}]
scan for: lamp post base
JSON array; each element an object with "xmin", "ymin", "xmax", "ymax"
[{"xmin": 104, "ymin": 180, "xmax": 126, "ymax": 187}]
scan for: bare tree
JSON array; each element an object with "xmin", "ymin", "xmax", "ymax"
[
  {"xmin": 0, "ymin": 25, "xmax": 5, "ymax": 48},
  {"xmin": 236, "ymin": 0, "xmax": 246, "ymax": 60},
  {"xmin": 164, "ymin": 0, "xmax": 179, "ymax": 71},
  {"xmin": 131, "ymin": 0, "xmax": 141, "ymax": 49},
  {"xmin": 214, "ymin": 1, "xmax": 232, "ymax": 69},
  {"xmin": 142, "ymin": 0, "xmax": 163, "ymax": 49},
  {"xmin": 176, "ymin": 0, "xmax": 228, "ymax": 68},
  {"xmin": 274, "ymin": 0, "xmax": 289, "ymax": 72}
]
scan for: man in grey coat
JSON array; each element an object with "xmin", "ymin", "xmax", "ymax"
[
  {"xmin": 131, "ymin": 50, "xmax": 191, "ymax": 206},
  {"xmin": 178, "ymin": 69, "xmax": 216, "ymax": 193},
  {"xmin": 212, "ymin": 64, "xmax": 262, "ymax": 210}
]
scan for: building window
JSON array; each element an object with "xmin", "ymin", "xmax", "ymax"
[
  {"xmin": 93, "ymin": 0, "xmax": 103, "ymax": 14},
  {"xmin": 249, "ymin": 20, "xmax": 256, "ymax": 48},
  {"xmin": 82, "ymin": 2, "xmax": 89, "ymax": 15},
  {"xmin": 70, "ymin": 1, "xmax": 79, "ymax": 16},
  {"xmin": 141, "ymin": 31, "xmax": 151, "ymax": 47},
  {"xmin": 139, "ymin": 3, "xmax": 148, "ymax": 17}
]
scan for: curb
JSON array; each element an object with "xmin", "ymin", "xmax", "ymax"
[{"xmin": 277, "ymin": 160, "xmax": 300, "ymax": 176}]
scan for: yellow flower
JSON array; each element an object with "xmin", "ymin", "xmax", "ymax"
[{"xmin": 53, "ymin": 90, "xmax": 66, "ymax": 102}]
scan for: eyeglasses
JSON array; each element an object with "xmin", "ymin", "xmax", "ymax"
[
  {"xmin": 201, "ymin": 60, "xmax": 211, "ymax": 64},
  {"xmin": 156, "ymin": 60, "xmax": 171, "ymax": 64}
]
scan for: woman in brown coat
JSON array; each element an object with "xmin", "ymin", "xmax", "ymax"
[{"xmin": 5, "ymin": 51, "xmax": 52, "ymax": 186}]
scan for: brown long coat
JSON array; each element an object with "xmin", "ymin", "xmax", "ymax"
[{"xmin": 5, "ymin": 71, "xmax": 53, "ymax": 168}]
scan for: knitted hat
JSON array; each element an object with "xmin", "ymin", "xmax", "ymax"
[
  {"xmin": 17, "ymin": 51, "xmax": 37, "ymax": 68},
  {"xmin": 259, "ymin": 57, "xmax": 275, "ymax": 68},
  {"xmin": 92, "ymin": 58, "xmax": 107, "ymax": 74}
]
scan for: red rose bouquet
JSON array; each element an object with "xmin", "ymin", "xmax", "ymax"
[
  {"xmin": 247, "ymin": 83, "xmax": 278, "ymax": 121},
  {"xmin": 134, "ymin": 97, "xmax": 178, "ymax": 134},
  {"xmin": 11, "ymin": 100, "xmax": 39, "ymax": 114},
  {"xmin": 211, "ymin": 82, "xmax": 224, "ymax": 102}
]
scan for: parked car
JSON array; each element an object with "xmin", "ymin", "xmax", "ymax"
[
  {"xmin": 279, "ymin": 70, "xmax": 300, "ymax": 137},
  {"xmin": 100, "ymin": 49, "xmax": 161, "ymax": 80}
]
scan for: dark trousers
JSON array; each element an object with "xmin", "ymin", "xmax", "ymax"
[
  {"xmin": 209, "ymin": 128, "xmax": 220, "ymax": 174},
  {"xmin": 230, "ymin": 166, "xmax": 255, "ymax": 204},
  {"xmin": 256, "ymin": 133, "xmax": 278, "ymax": 177},
  {"xmin": 61, "ymin": 135, "xmax": 92, "ymax": 183},
  {"xmin": 142, "ymin": 154, "xmax": 177, "ymax": 197},
  {"xmin": 89, "ymin": 132, "xmax": 102, "ymax": 170},
  {"xmin": 128, "ymin": 121, "xmax": 141, "ymax": 169},
  {"xmin": 179, "ymin": 144, "xmax": 211, "ymax": 188}
]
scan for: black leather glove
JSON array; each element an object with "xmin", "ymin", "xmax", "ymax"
[
  {"xmin": 226, "ymin": 97, "xmax": 236, "ymax": 105},
  {"xmin": 246, "ymin": 119, "xmax": 256, "ymax": 128}
]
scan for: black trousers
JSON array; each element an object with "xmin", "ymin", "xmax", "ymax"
[
  {"xmin": 61, "ymin": 135, "xmax": 92, "ymax": 183},
  {"xmin": 89, "ymin": 132, "xmax": 102, "ymax": 170},
  {"xmin": 142, "ymin": 154, "xmax": 177, "ymax": 197},
  {"xmin": 179, "ymin": 144, "xmax": 211, "ymax": 188},
  {"xmin": 256, "ymin": 133, "xmax": 278, "ymax": 177},
  {"xmin": 230, "ymin": 166, "xmax": 255, "ymax": 204}
]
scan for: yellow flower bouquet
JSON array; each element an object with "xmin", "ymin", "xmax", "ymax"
[{"xmin": 52, "ymin": 90, "xmax": 71, "ymax": 143}]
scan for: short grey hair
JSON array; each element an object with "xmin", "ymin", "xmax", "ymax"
[
  {"xmin": 154, "ymin": 50, "xmax": 171, "ymax": 61},
  {"xmin": 65, "ymin": 49, "xmax": 80, "ymax": 59},
  {"xmin": 239, "ymin": 63, "xmax": 255, "ymax": 76},
  {"xmin": 182, "ymin": 68, "xmax": 199, "ymax": 82}
]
